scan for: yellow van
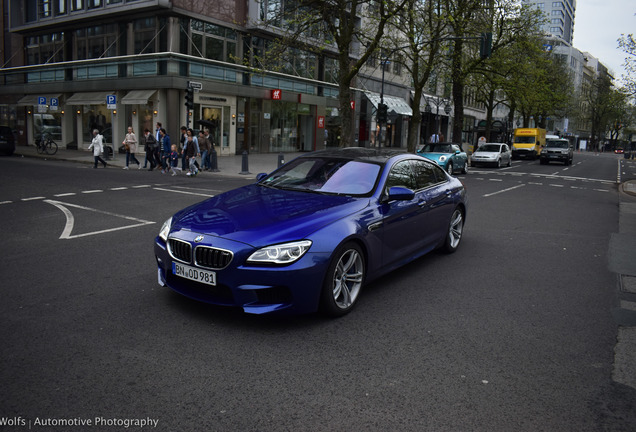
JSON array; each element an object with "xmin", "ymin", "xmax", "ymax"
[{"xmin": 512, "ymin": 128, "xmax": 546, "ymax": 160}]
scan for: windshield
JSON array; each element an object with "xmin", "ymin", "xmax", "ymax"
[
  {"xmin": 514, "ymin": 137, "xmax": 536, "ymax": 144},
  {"xmin": 259, "ymin": 157, "xmax": 382, "ymax": 196},
  {"xmin": 421, "ymin": 144, "xmax": 452, "ymax": 153},
  {"xmin": 546, "ymin": 140, "xmax": 569, "ymax": 149},
  {"xmin": 477, "ymin": 144, "xmax": 501, "ymax": 152}
]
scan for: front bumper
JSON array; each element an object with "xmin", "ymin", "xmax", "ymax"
[
  {"xmin": 512, "ymin": 149, "xmax": 537, "ymax": 159},
  {"xmin": 154, "ymin": 236, "xmax": 331, "ymax": 315},
  {"xmin": 540, "ymin": 152, "xmax": 568, "ymax": 162}
]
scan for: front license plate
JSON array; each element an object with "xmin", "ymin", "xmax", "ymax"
[{"xmin": 172, "ymin": 262, "xmax": 216, "ymax": 286}]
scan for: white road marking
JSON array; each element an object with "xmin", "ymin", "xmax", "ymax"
[
  {"xmin": 153, "ymin": 187, "xmax": 215, "ymax": 197},
  {"xmin": 44, "ymin": 200, "xmax": 155, "ymax": 240},
  {"xmin": 483, "ymin": 184, "xmax": 526, "ymax": 197}
]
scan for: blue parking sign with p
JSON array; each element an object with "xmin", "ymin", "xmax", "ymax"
[
  {"xmin": 107, "ymin": 94, "xmax": 116, "ymax": 109},
  {"xmin": 38, "ymin": 96, "xmax": 46, "ymax": 106}
]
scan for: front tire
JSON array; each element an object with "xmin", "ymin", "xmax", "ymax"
[
  {"xmin": 461, "ymin": 161, "xmax": 468, "ymax": 174},
  {"xmin": 320, "ymin": 242, "xmax": 365, "ymax": 316},
  {"xmin": 441, "ymin": 207, "xmax": 465, "ymax": 254},
  {"xmin": 446, "ymin": 161, "xmax": 453, "ymax": 175}
]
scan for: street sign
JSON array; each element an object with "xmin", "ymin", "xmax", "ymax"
[
  {"xmin": 50, "ymin": 97, "xmax": 59, "ymax": 112},
  {"xmin": 188, "ymin": 81, "xmax": 203, "ymax": 91},
  {"xmin": 38, "ymin": 96, "xmax": 47, "ymax": 106},
  {"xmin": 107, "ymin": 94, "xmax": 116, "ymax": 110}
]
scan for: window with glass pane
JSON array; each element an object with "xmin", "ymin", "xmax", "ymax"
[
  {"xmin": 205, "ymin": 37, "xmax": 224, "ymax": 61},
  {"xmin": 55, "ymin": 0, "xmax": 67, "ymax": 14},
  {"xmin": 72, "ymin": 0, "xmax": 84, "ymax": 11},
  {"xmin": 39, "ymin": 0, "xmax": 52, "ymax": 18},
  {"xmin": 134, "ymin": 18, "xmax": 156, "ymax": 54}
]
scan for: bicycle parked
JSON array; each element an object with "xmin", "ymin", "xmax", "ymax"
[{"xmin": 35, "ymin": 133, "xmax": 58, "ymax": 155}]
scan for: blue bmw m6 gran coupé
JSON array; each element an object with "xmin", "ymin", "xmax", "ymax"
[{"xmin": 155, "ymin": 147, "xmax": 467, "ymax": 316}]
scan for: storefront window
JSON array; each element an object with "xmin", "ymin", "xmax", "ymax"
[
  {"xmin": 33, "ymin": 113, "xmax": 62, "ymax": 140},
  {"xmin": 81, "ymin": 107, "xmax": 112, "ymax": 142}
]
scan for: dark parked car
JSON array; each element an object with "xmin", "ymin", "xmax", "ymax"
[
  {"xmin": 0, "ymin": 126, "xmax": 16, "ymax": 156},
  {"xmin": 540, "ymin": 138, "xmax": 573, "ymax": 165},
  {"xmin": 155, "ymin": 148, "xmax": 467, "ymax": 316}
]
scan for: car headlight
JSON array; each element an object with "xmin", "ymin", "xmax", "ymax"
[
  {"xmin": 159, "ymin": 217, "xmax": 172, "ymax": 242},
  {"xmin": 247, "ymin": 240, "xmax": 312, "ymax": 264},
  {"xmin": 439, "ymin": 155, "xmax": 447, "ymax": 162}
]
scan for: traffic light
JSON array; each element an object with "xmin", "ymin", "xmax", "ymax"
[
  {"xmin": 377, "ymin": 103, "xmax": 388, "ymax": 124},
  {"xmin": 480, "ymin": 32, "xmax": 492, "ymax": 59},
  {"xmin": 184, "ymin": 87, "xmax": 194, "ymax": 110}
]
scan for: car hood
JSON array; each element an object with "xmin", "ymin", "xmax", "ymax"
[
  {"xmin": 418, "ymin": 152, "xmax": 451, "ymax": 161},
  {"xmin": 473, "ymin": 151, "xmax": 499, "ymax": 157},
  {"xmin": 171, "ymin": 184, "xmax": 369, "ymax": 246}
]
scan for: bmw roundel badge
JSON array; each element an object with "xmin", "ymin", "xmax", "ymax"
[{"xmin": 194, "ymin": 235, "xmax": 204, "ymax": 243}]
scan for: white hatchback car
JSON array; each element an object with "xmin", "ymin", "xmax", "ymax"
[{"xmin": 471, "ymin": 143, "xmax": 512, "ymax": 168}]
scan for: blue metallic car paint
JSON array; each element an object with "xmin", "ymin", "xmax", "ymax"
[{"xmin": 155, "ymin": 148, "xmax": 466, "ymax": 315}]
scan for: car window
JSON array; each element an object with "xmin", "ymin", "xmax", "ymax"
[
  {"xmin": 478, "ymin": 144, "xmax": 501, "ymax": 152},
  {"xmin": 412, "ymin": 159, "xmax": 445, "ymax": 189},
  {"xmin": 386, "ymin": 160, "xmax": 417, "ymax": 190}
]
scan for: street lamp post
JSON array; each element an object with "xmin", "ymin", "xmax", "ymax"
[
  {"xmin": 377, "ymin": 57, "xmax": 389, "ymax": 147},
  {"xmin": 425, "ymin": 96, "xmax": 451, "ymax": 142}
]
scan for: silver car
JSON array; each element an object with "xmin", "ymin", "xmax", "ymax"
[{"xmin": 471, "ymin": 143, "xmax": 512, "ymax": 168}]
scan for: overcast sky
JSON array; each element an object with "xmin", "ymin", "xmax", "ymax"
[{"xmin": 572, "ymin": 0, "xmax": 635, "ymax": 83}]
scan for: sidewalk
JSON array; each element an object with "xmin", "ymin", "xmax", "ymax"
[{"xmin": 14, "ymin": 144, "xmax": 303, "ymax": 179}]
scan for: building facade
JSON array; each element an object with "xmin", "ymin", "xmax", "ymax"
[
  {"xmin": 0, "ymin": 0, "xmax": 471, "ymax": 154},
  {"xmin": 523, "ymin": 0, "xmax": 576, "ymax": 45}
]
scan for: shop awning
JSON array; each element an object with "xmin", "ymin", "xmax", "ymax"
[
  {"xmin": 17, "ymin": 94, "xmax": 62, "ymax": 106},
  {"xmin": 66, "ymin": 91, "xmax": 112, "ymax": 105},
  {"xmin": 364, "ymin": 91, "xmax": 412, "ymax": 117},
  {"xmin": 121, "ymin": 89, "xmax": 156, "ymax": 105}
]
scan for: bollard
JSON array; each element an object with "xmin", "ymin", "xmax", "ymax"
[
  {"xmin": 210, "ymin": 148, "xmax": 220, "ymax": 172},
  {"xmin": 239, "ymin": 150, "xmax": 251, "ymax": 175},
  {"xmin": 278, "ymin": 153, "xmax": 285, "ymax": 168}
]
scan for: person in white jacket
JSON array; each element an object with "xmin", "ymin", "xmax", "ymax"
[{"xmin": 88, "ymin": 129, "xmax": 107, "ymax": 168}]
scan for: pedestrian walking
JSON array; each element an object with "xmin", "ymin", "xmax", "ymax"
[
  {"xmin": 88, "ymin": 129, "xmax": 107, "ymax": 168},
  {"xmin": 159, "ymin": 128, "xmax": 172, "ymax": 173},
  {"xmin": 143, "ymin": 128, "xmax": 157, "ymax": 171},
  {"xmin": 198, "ymin": 130, "xmax": 211, "ymax": 170},
  {"xmin": 123, "ymin": 126, "xmax": 140, "ymax": 169},
  {"xmin": 168, "ymin": 144, "xmax": 182, "ymax": 176},
  {"xmin": 179, "ymin": 126, "xmax": 187, "ymax": 170},
  {"xmin": 185, "ymin": 134, "xmax": 199, "ymax": 177}
]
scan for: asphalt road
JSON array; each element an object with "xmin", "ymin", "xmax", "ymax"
[{"xmin": 1, "ymin": 153, "xmax": 635, "ymax": 431}]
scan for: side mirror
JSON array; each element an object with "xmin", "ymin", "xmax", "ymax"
[
  {"xmin": 387, "ymin": 186, "xmax": 415, "ymax": 201},
  {"xmin": 256, "ymin": 173, "xmax": 268, "ymax": 182}
]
